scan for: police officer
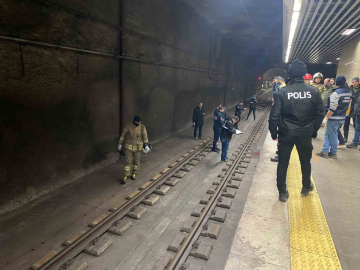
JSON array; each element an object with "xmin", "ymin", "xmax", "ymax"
[
  {"xmin": 234, "ymin": 101, "xmax": 246, "ymax": 129},
  {"xmin": 212, "ymin": 107, "xmax": 225, "ymax": 152},
  {"xmin": 118, "ymin": 116, "xmax": 150, "ymax": 184},
  {"xmin": 246, "ymin": 97, "xmax": 258, "ymax": 121},
  {"xmin": 269, "ymin": 59, "xmax": 324, "ymax": 202}
]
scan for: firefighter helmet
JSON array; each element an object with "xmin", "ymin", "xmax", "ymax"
[
  {"xmin": 143, "ymin": 144, "xmax": 152, "ymax": 154},
  {"xmin": 313, "ymin": 72, "xmax": 323, "ymax": 80}
]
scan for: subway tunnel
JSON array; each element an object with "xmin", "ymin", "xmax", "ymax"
[{"xmin": 0, "ymin": 0, "xmax": 359, "ymax": 269}]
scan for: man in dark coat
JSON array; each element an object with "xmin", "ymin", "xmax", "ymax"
[
  {"xmin": 220, "ymin": 116, "xmax": 237, "ymax": 161},
  {"xmin": 193, "ymin": 102, "xmax": 205, "ymax": 140}
]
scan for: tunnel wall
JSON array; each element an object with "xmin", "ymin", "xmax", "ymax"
[{"xmin": 0, "ymin": 0, "xmax": 262, "ymax": 213}]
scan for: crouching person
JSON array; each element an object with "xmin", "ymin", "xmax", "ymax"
[
  {"xmin": 118, "ymin": 116, "xmax": 150, "ymax": 184},
  {"xmin": 220, "ymin": 116, "xmax": 237, "ymax": 162}
]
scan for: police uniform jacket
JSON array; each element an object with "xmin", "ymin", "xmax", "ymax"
[
  {"xmin": 234, "ymin": 105, "xmax": 244, "ymax": 117},
  {"xmin": 326, "ymin": 86, "xmax": 351, "ymax": 121},
  {"xmin": 193, "ymin": 107, "xmax": 205, "ymax": 126},
  {"xmin": 119, "ymin": 123, "xmax": 149, "ymax": 152},
  {"xmin": 269, "ymin": 77, "xmax": 324, "ymax": 140},
  {"xmin": 213, "ymin": 110, "xmax": 224, "ymax": 133},
  {"xmin": 249, "ymin": 99, "xmax": 257, "ymax": 109}
]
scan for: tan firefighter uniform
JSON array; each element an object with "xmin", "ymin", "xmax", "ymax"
[{"xmin": 118, "ymin": 123, "xmax": 148, "ymax": 177}]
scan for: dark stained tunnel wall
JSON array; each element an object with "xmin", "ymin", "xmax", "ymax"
[{"xmin": 0, "ymin": 0, "xmax": 267, "ymax": 212}]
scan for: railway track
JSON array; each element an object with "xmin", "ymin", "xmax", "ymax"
[
  {"xmin": 32, "ymin": 92, "xmax": 272, "ymax": 270},
  {"xmin": 165, "ymin": 105, "xmax": 271, "ymax": 270}
]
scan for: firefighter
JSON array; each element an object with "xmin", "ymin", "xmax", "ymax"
[
  {"xmin": 304, "ymin": 73, "xmax": 312, "ymax": 85},
  {"xmin": 118, "ymin": 116, "xmax": 150, "ymax": 184},
  {"xmin": 311, "ymin": 72, "xmax": 325, "ymax": 95}
]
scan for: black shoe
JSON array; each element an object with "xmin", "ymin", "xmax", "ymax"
[
  {"xmin": 120, "ymin": 176, "xmax": 127, "ymax": 184},
  {"xmin": 316, "ymin": 152, "xmax": 328, "ymax": 159},
  {"xmin": 211, "ymin": 148, "xmax": 220, "ymax": 153},
  {"xmin": 279, "ymin": 191, "xmax": 289, "ymax": 202},
  {"xmin": 271, "ymin": 155, "xmax": 279, "ymax": 162},
  {"xmin": 301, "ymin": 182, "xmax": 314, "ymax": 196},
  {"xmin": 328, "ymin": 153, "xmax": 337, "ymax": 159},
  {"xmin": 346, "ymin": 142, "xmax": 358, "ymax": 148}
]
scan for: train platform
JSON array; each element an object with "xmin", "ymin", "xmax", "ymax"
[
  {"xmin": 0, "ymin": 91, "xmax": 359, "ymax": 270},
  {"xmin": 225, "ymin": 125, "xmax": 360, "ymax": 270}
]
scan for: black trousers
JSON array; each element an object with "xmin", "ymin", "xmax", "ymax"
[
  {"xmin": 235, "ymin": 113, "xmax": 241, "ymax": 129},
  {"xmin": 194, "ymin": 124, "xmax": 203, "ymax": 138},
  {"xmin": 344, "ymin": 116, "xmax": 356, "ymax": 138},
  {"xmin": 246, "ymin": 108, "xmax": 256, "ymax": 120},
  {"xmin": 277, "ymin": 135, "xmax": 312, "ymax": 193}
]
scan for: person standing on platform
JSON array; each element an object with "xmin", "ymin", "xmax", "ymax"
[
  {"xmin": 269, "ymin": 59, "xmax": 324, "ymax": 202},
  {"xmin": 344, "ymin": 77, "xmax": 359, "ymax": 143},
  {"xmin": 234, "ymin": 101, "xmax": 246, "ymax": 129},
  {"xmin": 346, "ymin": 78, "xmax": 360, "ymax": 149},
  {"xmin": 330, "ymin": 78, "xmax": 336, "ymax": 87},
  {"xmin": 220, "ymin": 116, "xmax": 237, "ymax": 162},
  {"xmin": 322, "ymin": 78, "xmax": 334, "ymax": 105},
  {"xmin": 277, "ymin": 77, "xmax": 286, "ymax": 90},
  {"xmin": 246, "ymin": 97, "xmax": 257, "ymax": 121},
  {"xmin": 212, "ymin": 106, "xmax": 225, "ymax": 153},
  {"xmin": 118, "ymin": 116, "xmax": 150, "ymax": 184},
  {"xmin": 303, "ymin": 73, "xmax": 312, "ymax": 85},
  {"xmin": 316, "ymin": 76, "xmax": 351, "ymax": 159},
  {"xmin": 311, "ymin": 72, "xmax": 325, "ymax": 95},
  {"xmin": 192, "ymin": 102, "xmax": 205, "ymax": 140},
  {"xmin": 272, "ymin": 77, "xmax": 279, "ymax": 102}
]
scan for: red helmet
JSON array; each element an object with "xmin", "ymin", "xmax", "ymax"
[{"xmin": 304, "ymin": 73, "xmax": 312, "ymax": 80}]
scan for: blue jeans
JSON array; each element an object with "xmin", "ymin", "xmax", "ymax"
[
  {"xmin": 322, "ymin": 120, "xmax": 345, "ymax": 154},
  {"xmin": 220, "ymin": 137, "xmax": 229, "ymax": 161},
  {"xmin": 213, "ymin": 131, "xmax": 220, "ymax": 150},
  {"xmin": 352, "ymin": 116, "xmax": 360, "ymax": 144}
]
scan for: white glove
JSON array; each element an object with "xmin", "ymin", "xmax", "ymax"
[
  {"xmin": 235, "ymin": 129, "xmax": 243, "ymax": 135},
  {"xmin": 118, "ymin": 144, "xmax": 122, "ymax": 151},
  {"xmin": 145, "ymin": 145, "xmax": 151, "ymax": 152}
]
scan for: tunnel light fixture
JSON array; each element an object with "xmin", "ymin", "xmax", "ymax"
[
  {"xmin": 326, "ymin": 62, "xmax": 332, "ymax": 64},
  {"xmin": 336, "ymin": 58, "xmax": 340, "ymax": 60},
  {"xmin": 341, "ymin": 29, "xmax": 356, "ymax": 36},
  {"xmin": 285, "ymin": 0, "xmax": 303, "ymax": 63}
]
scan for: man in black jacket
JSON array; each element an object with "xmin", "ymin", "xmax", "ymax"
[
  {"xmin": 269, "ymin": 59, "xmax": 324, "ymax": 202},
  {"xmin": 193, "ymin": 102, "xmax": 205, "ymax": 140},
  {"xmin": 246, "ymin": 97, "xmax": 258, "ymax": 120},
  {"xmin": 234, "ymin": 101, "xmax": 246, "ymax": 129},
  {"xmin": 220, "ymin": 116, "xmax": 237, "ymax": 162}
]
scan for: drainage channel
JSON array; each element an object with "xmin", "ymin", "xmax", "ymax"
[
  {"xmin": 31, "ymin": 93, "xmax": 272, "ymax": 270},
  {"xmin": 157, "ymin": 105, "xmax": 271, "ymax": 270}
]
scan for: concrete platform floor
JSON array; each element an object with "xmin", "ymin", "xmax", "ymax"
[{"xmin": 225, "ymin": 123, "xmax": 359, "ymax": 270}]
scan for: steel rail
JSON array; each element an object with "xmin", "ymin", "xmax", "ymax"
[
  {"xmin": 36, "ymin": 92, "xmax": 272, "ymax": 270},
  {"xmin": 167, "ymin": 105, "xmax": 271, "ymax": 270}
]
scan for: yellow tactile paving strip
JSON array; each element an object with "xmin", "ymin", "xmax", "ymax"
[{"xmin": 288, "ymin": 148, "xmax": 342, "ymax": 270}]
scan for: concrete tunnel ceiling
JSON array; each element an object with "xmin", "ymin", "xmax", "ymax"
[
  {"xmin": 289, "ymin": 0, "xmax": 360, "ymax": 64},
  {"xmin": 182, "ymin": 0, "xmax": 284, "ymax": 66}
]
